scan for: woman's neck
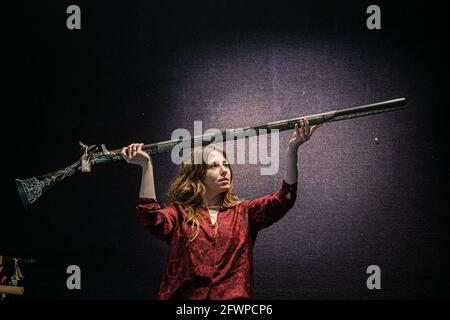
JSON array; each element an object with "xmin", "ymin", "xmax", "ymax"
[{"xmin": 203, "ymin": 193, "xmax": 223, "ymax": 208}]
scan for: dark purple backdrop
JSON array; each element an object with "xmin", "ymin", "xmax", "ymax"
[{"xmin": 4, "ymin": 0, "xmax": 449, "ymax": 300}]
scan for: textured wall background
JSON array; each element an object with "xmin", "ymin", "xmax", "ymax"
[{"xmin": 4, "ymin": 0, "xmax": 449, "ymax": 299}]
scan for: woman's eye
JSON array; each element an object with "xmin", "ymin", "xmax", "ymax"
[{"xmin": 207, "ymin": 162, "xmax": 229, "ymax": 169}]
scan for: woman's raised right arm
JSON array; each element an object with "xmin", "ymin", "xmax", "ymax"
[
  {"xmin": 122, "ymin": 143, "xmax": 178, "ymax": 241},
  {"xmin": 121, "ymin": 143, "xmax": 156, "ymax": 200}
]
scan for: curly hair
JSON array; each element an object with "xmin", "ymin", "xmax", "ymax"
[{"xmin": 167, "ymin": 145, "xmax": 242, "ymax": 241}]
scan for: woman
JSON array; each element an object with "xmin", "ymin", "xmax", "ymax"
[{"xmin": 121, "ymin": 118, "xmax": 320, "ymax": 300}]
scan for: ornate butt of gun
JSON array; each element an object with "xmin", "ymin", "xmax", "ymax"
[
  {"xmin": 15, "ymin": 161, "xmax": 81, "ymax": 209},
  {"xmin": 15, "ymin": 141, "xmax": 121, "ymax": 209}
]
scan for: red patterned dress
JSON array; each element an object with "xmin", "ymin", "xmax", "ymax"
[{"xmin": 136, "ymin": 180, "xmax": 297, "ymax": 300}]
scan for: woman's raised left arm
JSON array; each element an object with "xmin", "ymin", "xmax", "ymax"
[{"xmin": 284, "ymin": 118, "xmax": 321, "ymax": 184}]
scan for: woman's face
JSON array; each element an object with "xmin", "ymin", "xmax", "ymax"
[{"xmin": 202, "ymin": 150, "xmax": 231, "ymax": 195}]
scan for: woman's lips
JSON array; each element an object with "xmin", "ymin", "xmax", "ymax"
[{"xmin": 218, "ymin": 178, "xmax": 229, "ymax": 183}]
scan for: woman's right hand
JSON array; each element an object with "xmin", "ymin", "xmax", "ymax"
[{"xmin": 121, "ymin": 143, "xmax": 151, "ymax": 168}]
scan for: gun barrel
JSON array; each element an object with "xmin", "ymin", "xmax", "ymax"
[
  {"xmin": 15, "ymin": 98, "xmax": 406, "ymax": 209},
  {"xmin": 136, "ymin": 97, "xmax": 407, "ymax": 154},
  {"xmin": 328, "ymin": 97, "xmax": 407, "ymax": 122}
]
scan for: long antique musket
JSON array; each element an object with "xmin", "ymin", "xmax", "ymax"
[{"xmin": 16, "ymin": 97, "xmax": 407, "ymax": 209}]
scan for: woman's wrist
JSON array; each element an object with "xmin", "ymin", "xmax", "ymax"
[
  {"xmin": 287, "ymin": 145, "xmax": 299, "ymax": 157},
  {"xmin": 140, "ymin": 158, "xmax": 152, "ymax": 169}
]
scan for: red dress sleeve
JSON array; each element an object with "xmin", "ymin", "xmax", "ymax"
[
  {"xmin": 136, "ymin": 199, "xmax": 179, "ymax": 242},
  {"xmin": 246, "ymin": 180, "xmax": 298, "ymax": 232}
]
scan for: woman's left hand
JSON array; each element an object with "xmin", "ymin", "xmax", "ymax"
[{"xmin": 288, "ymin": 118, "xmax": 321, "ymax": 151}]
